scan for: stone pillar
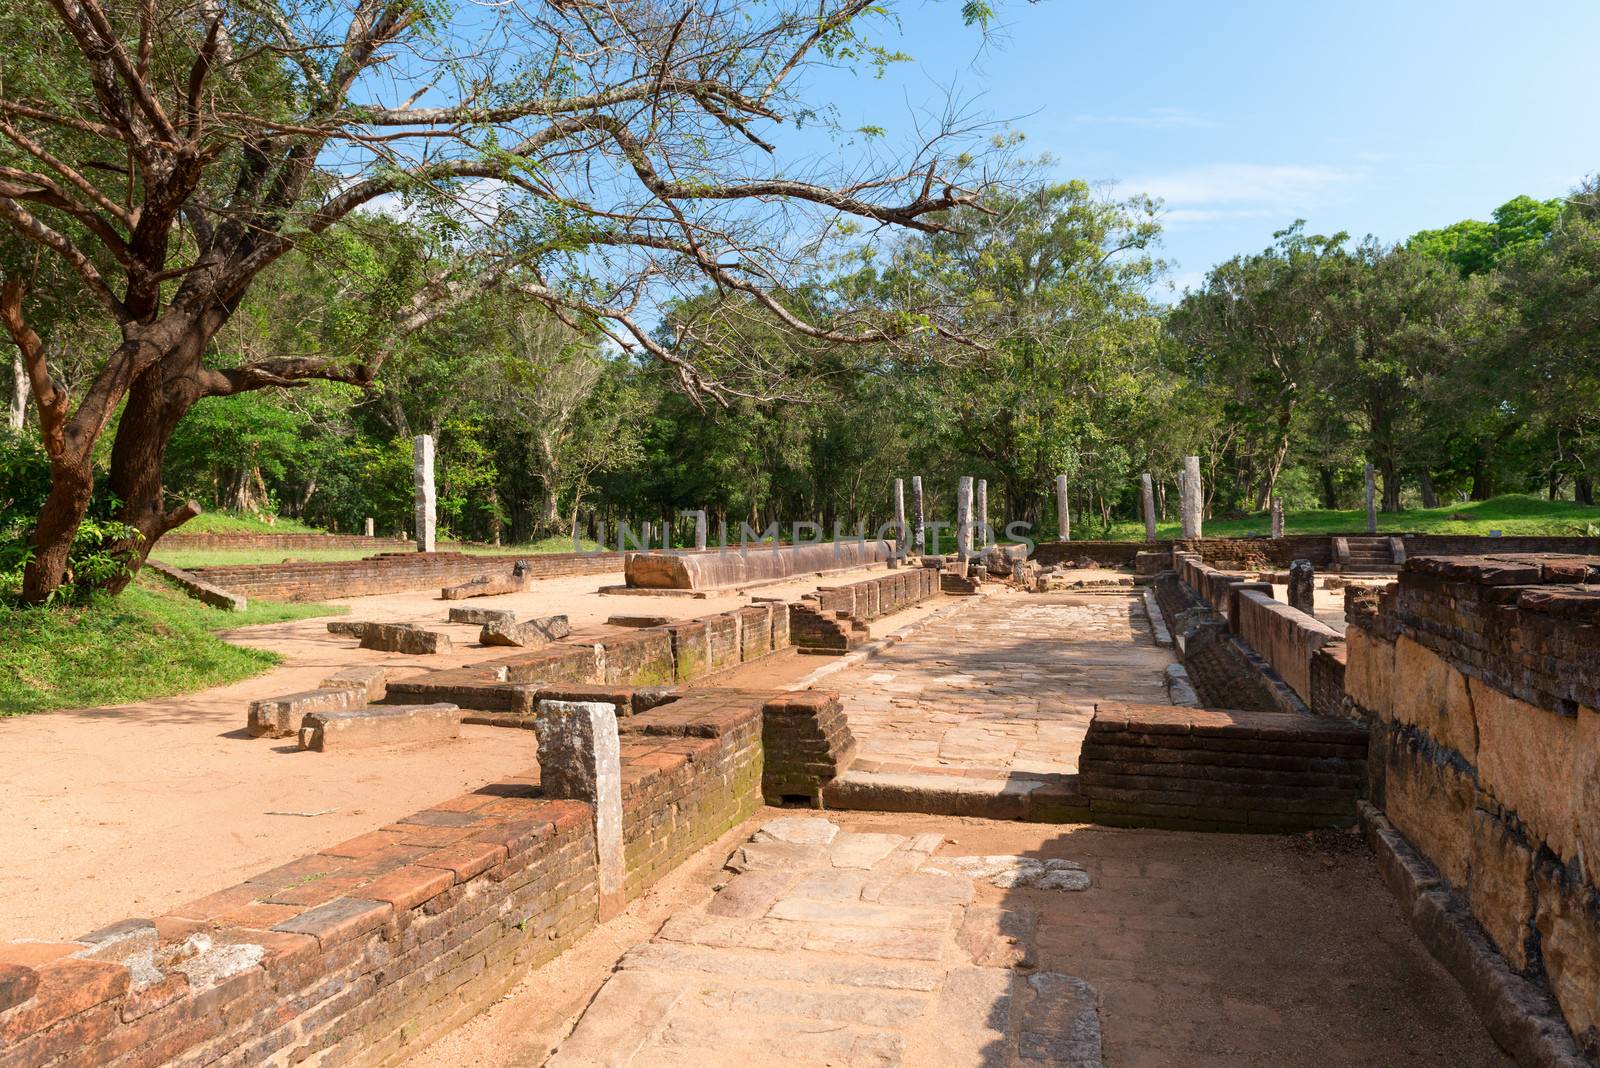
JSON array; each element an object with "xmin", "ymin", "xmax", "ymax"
[
  {"xmin": 364, "ymin": 517, "xmax": 375, "ymax": 538},
  {"xmin": 1181, "ymin": 455, "xmax": 1203, "ymax": 539},
  {"xmin": 1270, "ymin": 497, "xmax": 1284, "ymax": 539},
  {"xmin": 694, "ymin": 510, "xmax": 707, "ymax": 550},
  {"xmin": 1364, "ymin": 464, "xmax": 1378, "ymax": 534},
  {"xmin": 975, "ymin": 479, "xmax": 989, "ymax": 550},
  {"xmin": 413, "ymin": 434, "xmax": 436, "ymax": 553},
  {"xmin": 911, "ymin": 476, "xmax": 926, "ymax": 555},
  {"xmin": 1140, "ymin": 473, "xmax": 1156, "ymax": 542},
  {"xmin": 956, "ymin": 476, "xmax": 974, "ymax": 559},
  {"xmin": 1288, "ymin": 559, "xmax": 1315, "ymax": 616},
  {"xmin": 893, "ymin": 478, "xmax": 907, "ymax": 553},
  {"xmin": 1056, "ymin": 474, "xmax": 1071, "ymax": 542},
  {"xmin": 536, "ymin": 700, "xmax": 626, "ymax": 919}
]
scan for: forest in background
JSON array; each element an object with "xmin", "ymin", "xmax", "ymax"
[{"xmin": 10, "ymin": 178, "xmax": 1595, "ymax": 547}]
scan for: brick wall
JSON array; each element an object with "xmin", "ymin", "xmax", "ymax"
[
  {"xmin": 1232, "ymin": 590, "xmax": 1341, "ymax": 705},
  {"xmin": 195, "ymin": 551, "xmax": 624, "ymax": 601},
  {"xmin": 0, "ymin": 690, "xmax": 775, "ymax": 1068},
  {"xmin": 161, "ymin": 533, "xmax": 415, "ymax": 551},
  {"xmin": 760, "ymin": 692, "xmax": 857, "ymax": 805},
  {"xmin": 1343, "ymin": 553, "xmax": 1600, "ymax": 1054},
  {"xmin": 790, "ymin": 567, "xmax": 939, "ymax": 654},
  {"xmin": 1078, "ymin": 703, "xmax": 1367, "ymax": 832}
]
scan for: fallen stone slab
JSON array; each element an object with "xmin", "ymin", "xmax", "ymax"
[
  {"xmin": 605, "ymin": 614, "xmax": 674, "ymax": 628},
  {"xmin": 318, "ymin": 664, "xmax": 399, "ymax": 701},
  {"xmin": 440, "ymin": 567, "xmax": 531, "ymax": 600},
  {"xmin": 247, "ymin": 686, "xmax": 366, "ymax": 738},
  {"xmin": 447, "ymin": 606, "xmax": 516, "ymax": 626},
  {"xmin": 358, "ymin": 623, "xmax": 451, "ymax": 654},
  {"xmin": 326, "ymin": 620, "xmax": 369, "ymax": 639},
  {"xmin": 480, "ymin": 614, "xmax": 570, "ymax": 648},
  {"xmin": 298, "ymin": 703, "xmax": 460, "ymax": 751},
  {"xmin": 145, "ymin": 559, "xmax": 248, "ymax": 611}
]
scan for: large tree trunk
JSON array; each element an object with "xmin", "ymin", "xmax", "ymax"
[
  {"xmin": 103, "ymin": 352, "xmax": 205, "ymax": 594},
  {"xmin": 1379, "ymin": 456, "xmax": 1401, "ymax": 513},
  {"xmin": 1577, "ymin": 474, "xmax": 1595, "ymax": 506},
  {"xmin": 1417, "ymin": 470, "xmax": 1440, "ymax": 509},
  {"xmin": 20, "ymin": 458, "xmax": 94, "ymax": 601},
  {"xmin": 1318, "ymin": 466, "xmax": 1339, "ymax": 510}
]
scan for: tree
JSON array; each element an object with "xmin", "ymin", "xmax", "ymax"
[
  {"xmin": 1167, "ymin": 224, "xmax": 1347, "ymax": 511},
  {"xmin": 1488, "ymin": 178, "xmax": 1600, "ymax": 503},
  {"xmin": 1322, "ymin": 241, "xmax": 1478, "ymax": 511},
  {"xmin": 871, "ymin": 181, "xmax": 1165, "ymax": 528},
  {"xmin": 1410, "ymin": 194, "xmax": 1563, "ymax": 277},
  {"xmin": 0, "ymin": 0, "xmax": 993, "ymax": 602}
]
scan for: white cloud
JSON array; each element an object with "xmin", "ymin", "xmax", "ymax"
[
  {"xmin": 1072, "ymin": 107, "xmax": 1219, "ymax": 130},
  {"xmin": 1124, "ymin": 163, "xmax": 1356, "ymax": 209}
]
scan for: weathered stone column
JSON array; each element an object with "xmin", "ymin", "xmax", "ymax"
[
  {"xmin": 1270, "ymin": 496, "xmax": 1284, "ymax": 539},
  {"xmin": 536, "ymin": 700, "xmax": 626, "ymax": 919},
  {"xmin": 893, "ymin": 478, "xmax": 907, "ymax": 553},
  {"xmin": 911, "ymin": 476, "xmax": 926, "ymax": 554},
  {"xmin": 1288, "ymin": 559, "xmax": 1315, "ymax": 616},
  {"xmin": 956, "ymin": 476, "xmax": 974, "ymax": 559},
  {"xmin": 1364, "ymin": 464, "xmax": 1378, "ymax": 533},
  {"xmin": 1056, "ymin": 474, "xmax": 1071, "ymax": 542},
  {"xmin": 1140, "ymin": 473, "xmax": 1157, "ymax": 542},
  {"xmin": 1181, "ymin": 455, "xmax": 1203, "ymax": 539},
  {"xmin": 975, "ymin": 479, "xmax": 989, "ymax": 550},
  {"xmin": 693, "ymin": 510, "xmax": 708, "ymax": 550},
  {"xmin": 413, "ymin": 434, "xmax": 436, "ymax": 553},
  {"xmin": 364, "ymin": 517, "xmax": 375, "ymax": 538}
]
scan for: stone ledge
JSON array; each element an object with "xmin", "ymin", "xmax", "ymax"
[{"xmin": 1360, "ymin": 802, "xmax": 1590, "ymax": 1068}]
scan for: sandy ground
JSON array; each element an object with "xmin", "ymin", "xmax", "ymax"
[
  {"xmin": 0, "ymin": 563, "xmax": 912, "ymax": 943},
  {"xmin": 411, "ymin": 807, "xmax": 1507, "ymax": 1068}
]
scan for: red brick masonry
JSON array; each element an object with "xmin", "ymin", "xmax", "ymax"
[
  {"xmin": 0, "ymin": 688, "xmax": 771, "ymax": 1068},
  {"xmin": 1079, "ymin": 703, "xmax": 1368, "ymax": 832}
]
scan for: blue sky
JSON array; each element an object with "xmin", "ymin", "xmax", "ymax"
[{"xmin": 803, "ymin": 0, "xmax": 1600, "ymax": 295}]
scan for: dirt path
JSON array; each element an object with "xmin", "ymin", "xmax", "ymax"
[{"xmin": 0, "ymin": 563, "xmax": 907, "ymax": 943}]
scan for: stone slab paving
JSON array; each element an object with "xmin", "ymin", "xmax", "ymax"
[
  {"xmin": 545, "ymin": 816, "xmax": 1102, "ymax": 1068},
  {"xmin": 820, "ymin": 589, "xmax": 1176, "ymax": 817}
]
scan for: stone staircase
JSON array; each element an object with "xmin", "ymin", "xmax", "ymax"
[{"xmin": 1333, "ymin": 535, "xmax": 1405, "ymax": 573}]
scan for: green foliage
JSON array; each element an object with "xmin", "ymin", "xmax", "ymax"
[
  {"xmin": 1410, "ymin": 194, "xmax": 1564, "ymax": 277},
  {"xmin": 0, "ymin": 428, "xmax": 138, "ymax": 603}
]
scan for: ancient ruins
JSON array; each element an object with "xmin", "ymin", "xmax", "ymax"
[{"xmin": 0, "ymin": 461, "xmax": 1596, "ymax": 1068}]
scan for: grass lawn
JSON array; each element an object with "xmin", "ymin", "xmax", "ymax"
[
  {"xmin": 0, "ymin": 577, "xmax": 345, "ymax": 716},
  {"xmin": 1091, "ymin": 494, "xmax": 1600, "ymax": 541}
]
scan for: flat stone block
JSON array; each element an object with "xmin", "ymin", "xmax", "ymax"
[
  {"xmin": 447, "ymin": 606, "xmax": 516, "ymax": 625},
  {"xmin": 358, "ymin": 623, "xmax": 451, "ymax": 654},
  {"xmin": 297, "ymin": 703, "xmax": 460, "ymax": 751}
]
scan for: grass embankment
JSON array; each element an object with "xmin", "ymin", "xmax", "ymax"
[
  {"xmin": 177, "ymin": 511, "xmax": 325, "ymax": 535},
  {"xmin": 1093, "ymin": 494, "xmax": 1600, "ymax": 541},
  {"xmin": 0, "ymin": 577, "xmax": 344, "ymax": 716}
]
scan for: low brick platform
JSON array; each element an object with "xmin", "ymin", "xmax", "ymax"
[
  {"xmin": 0, "ymin": 691, "xmax": 769, "ymax": 1068},
  {"xmin": 1078, "ymin": 704, "xmax": 1368, "ymax": 832},
  {"xmin": 790, "ymin": 567, "xmax": 940, "ymax": 654}
]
